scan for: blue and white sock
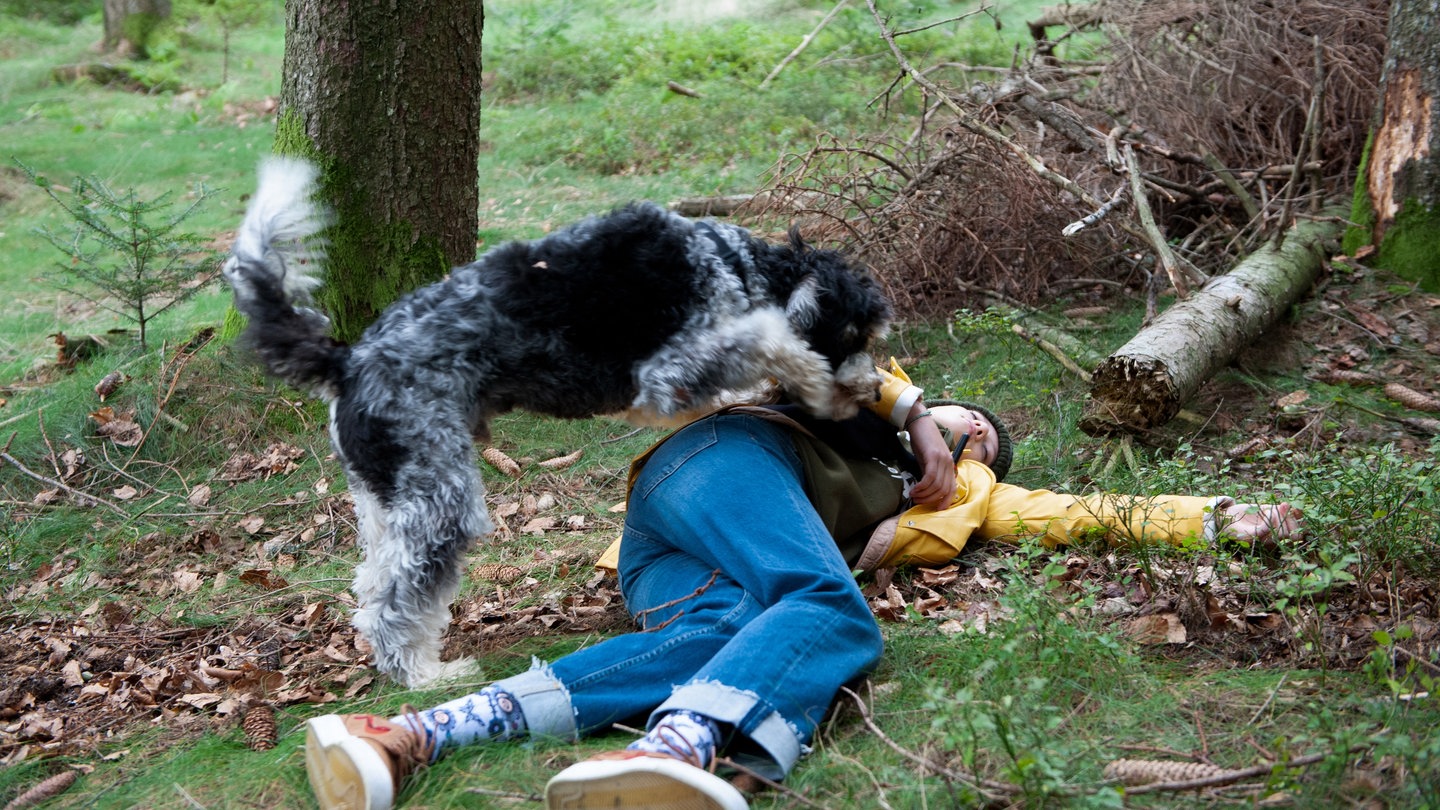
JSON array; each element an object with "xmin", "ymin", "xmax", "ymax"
[
  {"xmin": 627, "ymin": 710, "xmax": 720, "ymax": 768},
  {"xmin": 394, "ymin": 684, "xmax": 528, "ymax": 762}
]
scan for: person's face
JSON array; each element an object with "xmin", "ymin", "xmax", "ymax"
[{"xmin": 930, "ymin": 405, "xmax": 1000, "ymax": 468}]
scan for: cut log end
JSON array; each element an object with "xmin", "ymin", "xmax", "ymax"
[{"xmin": 1080, "ymin": 355, "xmax": 1180, "ymax": 435}]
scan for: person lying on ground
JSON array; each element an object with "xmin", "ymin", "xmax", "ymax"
[{"xmin": 301, "ymin": 363, "xmax": 1299, "ymax": 810}]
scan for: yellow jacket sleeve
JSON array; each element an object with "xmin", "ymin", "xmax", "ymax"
[
  {"xmin": 980, "ymin": 487, "xmax": 1214, "ymax": 548},
  {"xmin": 869, "ymin": 358, "xmax": 923, "ymax": 428},
  {"xmin": 857, "ymin": 462, "xmax": 1222, "ymax": 570}
]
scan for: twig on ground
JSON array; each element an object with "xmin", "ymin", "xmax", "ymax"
[
  {"xmin": 840, "ymin": 685, "xmax": 1016, "ymax": 802},
  {"xmin": 466, "ymin": 787, "xmax": 542, "ymax": 803},
  {"xmin": 715, "ymin": 756, "xmax": 826, "ymax": 809},
  {"xmin": 1010, "ymin": 322, "xmax": 1093, "ymax": 382},
  {"xmin": 2, "ymin": 434, "xmax": 130, "ymax": 517}
]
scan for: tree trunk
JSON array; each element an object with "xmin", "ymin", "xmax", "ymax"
[
  {"xmin": 1342, "ymin": 0, "xmax": 1440, "ymax": 292},
  {"xmin": 277, "ymin": 0, "xmax": 484, "ymax": 342},
  {"xmin": 102, "ymin": 0, "xmax": 171, "ymax": 58},
  {"xmin": 1080, "ymin": 217, "xmax": 1340, "ymax": 435}
]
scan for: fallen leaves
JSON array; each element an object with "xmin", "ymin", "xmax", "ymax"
[
  {"xmin": 218, "ymin": 443, "xmax": 305, "ymax": 481},
  {"xmin": 0, "ymin": 608, "xmax": 369, "ymax": 766},
  {"xmin": 88, "ymin": 407, "xmax": 141, "ymax": 447}
]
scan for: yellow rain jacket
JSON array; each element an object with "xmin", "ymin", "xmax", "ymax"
[{"xmin": 856, "ymin": 460, "xmax": 1214, "ymax": 571}]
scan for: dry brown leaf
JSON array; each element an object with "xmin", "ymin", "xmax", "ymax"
[
  {"xmin": 1124, "ymin": 613, "xmax": 1186, "ymax": 644},
  {"xmin": 177, "ymin": 692, "xmax": 223, "ymax": 709},
  {"xmin": 90, "ymin": 407, "xmax": 142, "ymax": 447},
  {"xmin": 521, "ymin": 517, "xmax": 557, "ymax": 535},
  {"xmin": 918, "ymin": 564, "xmax": 960, "ymax": 586},
  {"xmin": 32, "ymin": 488, "xmax": 63, "ymax": 506},
  {"xmin": 218, "ymin": 443, "xmax": 305, "ymax": 481},
  {"xmin": 473, "ymin": 563, "xmax": 525, "ymax": 584},
  {"xmin": 172, "ymin": 570, "xmax": 203, "ymax": 593},
  {"xmin": 112, "ymin": 485, "xmax": 138, "ymax": 501},
  {"xmin": 187, "ymin": 484, "xmax": 212, "ymax": 507},
  {"xmin": 239, "ymin": 569, "xmax": 289, "ymax": 591},
  {"xmin": 1274, "ymin": 390, "xmax": 1309, "ymax": 408}
]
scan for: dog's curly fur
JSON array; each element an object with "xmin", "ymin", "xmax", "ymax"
[{"xmin": 222, "ymin": 158, "xmax": 890, "ymax": 685}]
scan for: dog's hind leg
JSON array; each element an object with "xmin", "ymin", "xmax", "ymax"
[{"xmin": 347, "ymin": 437, "xmax": 492, "ymax": 687}]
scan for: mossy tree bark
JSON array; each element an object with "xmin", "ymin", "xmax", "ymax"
[
  {"xmin": 1081, "ymin": 217, "xmax": 1340, "ymax": 435},
  {"xmin": 1343, "ymin": 0, "xmax": 1440, "ymax": 292},
  {"xmin": 277, "ymin": 0, "xmax": 484, "ymax": 342}
]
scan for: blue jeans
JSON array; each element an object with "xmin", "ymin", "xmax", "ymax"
[{"xmin": 496, "ymin": 414, "xmax": 884, "ymax": 777}]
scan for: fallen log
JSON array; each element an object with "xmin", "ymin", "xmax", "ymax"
[
  {"xmin": 668, "ymin": 194, "xmax": 757, "ymax": 217},
  {"xmin": 1080, "ymin": 216, "xmax": 1341, "ymax": 435}
]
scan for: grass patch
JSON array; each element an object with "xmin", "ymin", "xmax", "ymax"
[{"xmin": 2, "ymin": 0, "xmax": 1439, "ymax": 807}]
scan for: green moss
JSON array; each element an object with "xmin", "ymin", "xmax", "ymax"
[
  {"xmin": 1376, "ymin": 199, "xmax": 1440, "ymax": 291},
  {"xmin": 270, "ymin": 109, "xmax": 448, "ymax": 341},
  {"xmin": 1342, "ymin": 132, "xmax": 1377, "ymax": 256},
  {"xmin": 272, "ymin": 108, "xmax": 324, "ymax": 164},
  {"xmin": 1343, "ymin": 130, "xmax": 1439, "ymax": 292},
  {"xmin": 320, "ymin": 216, "xmax": 447, "ymax": 341}
]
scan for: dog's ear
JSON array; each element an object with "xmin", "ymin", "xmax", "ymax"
[{"xmin": 785, "ymin": 274, "xmax": 821, "ymax": 328}]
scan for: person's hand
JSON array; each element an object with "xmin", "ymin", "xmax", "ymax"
[{"xmin": 905, "ymin": 402, "xmax": 957, "ymax": 509}]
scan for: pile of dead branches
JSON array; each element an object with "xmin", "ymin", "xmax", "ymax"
[{"xmin": 755, "ymin": 0, "xmax": 1387, "ymax": 319}]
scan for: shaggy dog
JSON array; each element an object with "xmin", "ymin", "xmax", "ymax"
[{"xmin": 222, "ymin": 158, "xmax": 890, "ymax": 686}]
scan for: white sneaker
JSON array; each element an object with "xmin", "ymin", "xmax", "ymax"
[
  {"xmin": 545, "ymin": 749, "xmax": 749, "ymax": 810},
  {"xmin": 305, "ymin": 710, "xmax": 434, "ymax": 810}
]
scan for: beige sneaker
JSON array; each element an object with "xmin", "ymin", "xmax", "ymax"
[
  {"xmin": 545, "ymin": 749, "xmax": 749, "ymax": 810},
  {"xmin": 305, "ymin": 708, "xmax": 435, "ymax": 810}
]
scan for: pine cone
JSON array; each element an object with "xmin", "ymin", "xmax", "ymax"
[
  {"xmin": 1384, "ymin": 383, "xmax": 1440, "ymax": 413},
  {"xmin": 1103, "ymin": 758, "xmax": 1235, "ymax": 786},
  {"xmin": 1324, "ymin": 369, "xmax": 1377, "ymax": 385},
  {"xmin": 537, "ymin": 450, "xmax": 583, "ymax": 470},
  {"xmin": 3, "ymin": 770, "xmax": 78, "ymax": 810},
  {"xmin": 242, "ymin": 704, "xmax": 278, "ymax": 751},
  {"xmin": 472, "ymin": 563, "xmax": 525, "ymax": 584},
  {"xmin": 481, "ymin": 447, "xmax": 522, "ymax": 478}
]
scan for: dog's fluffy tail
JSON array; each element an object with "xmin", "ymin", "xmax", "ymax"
[{"xmin": 223, "ymin": 157, "xmax": 346, "ymax": 397}]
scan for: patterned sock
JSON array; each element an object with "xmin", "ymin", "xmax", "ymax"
[
  {"xmin": 393, "ymin": 684, "xmax": 528, "ymax": 762},
  {"xmin": 627, "ymin": 710, "xmax": 720, "ymax": 768}
]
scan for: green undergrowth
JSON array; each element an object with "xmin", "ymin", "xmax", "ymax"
[{"xmin": 4, "ymin": 1, "xmax": 1439, "ymax": 807}]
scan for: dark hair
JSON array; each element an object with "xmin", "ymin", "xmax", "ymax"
[{"xmin": 929, "ymin": 400, "xmax": 1013, "ymax": 482}]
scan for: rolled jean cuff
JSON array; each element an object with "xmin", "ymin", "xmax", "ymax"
[
  {"xmin": 653, "ymin": 681, "xmax": 802, "ymax": 777},
  {"xmin": 496, "ymin": 658, "xmax": 578, "ymax": 741}
]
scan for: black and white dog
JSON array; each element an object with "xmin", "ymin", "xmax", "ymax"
[{"xmin": 222, "ymin": 158, "xmax": 890, "ymax": 686}]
